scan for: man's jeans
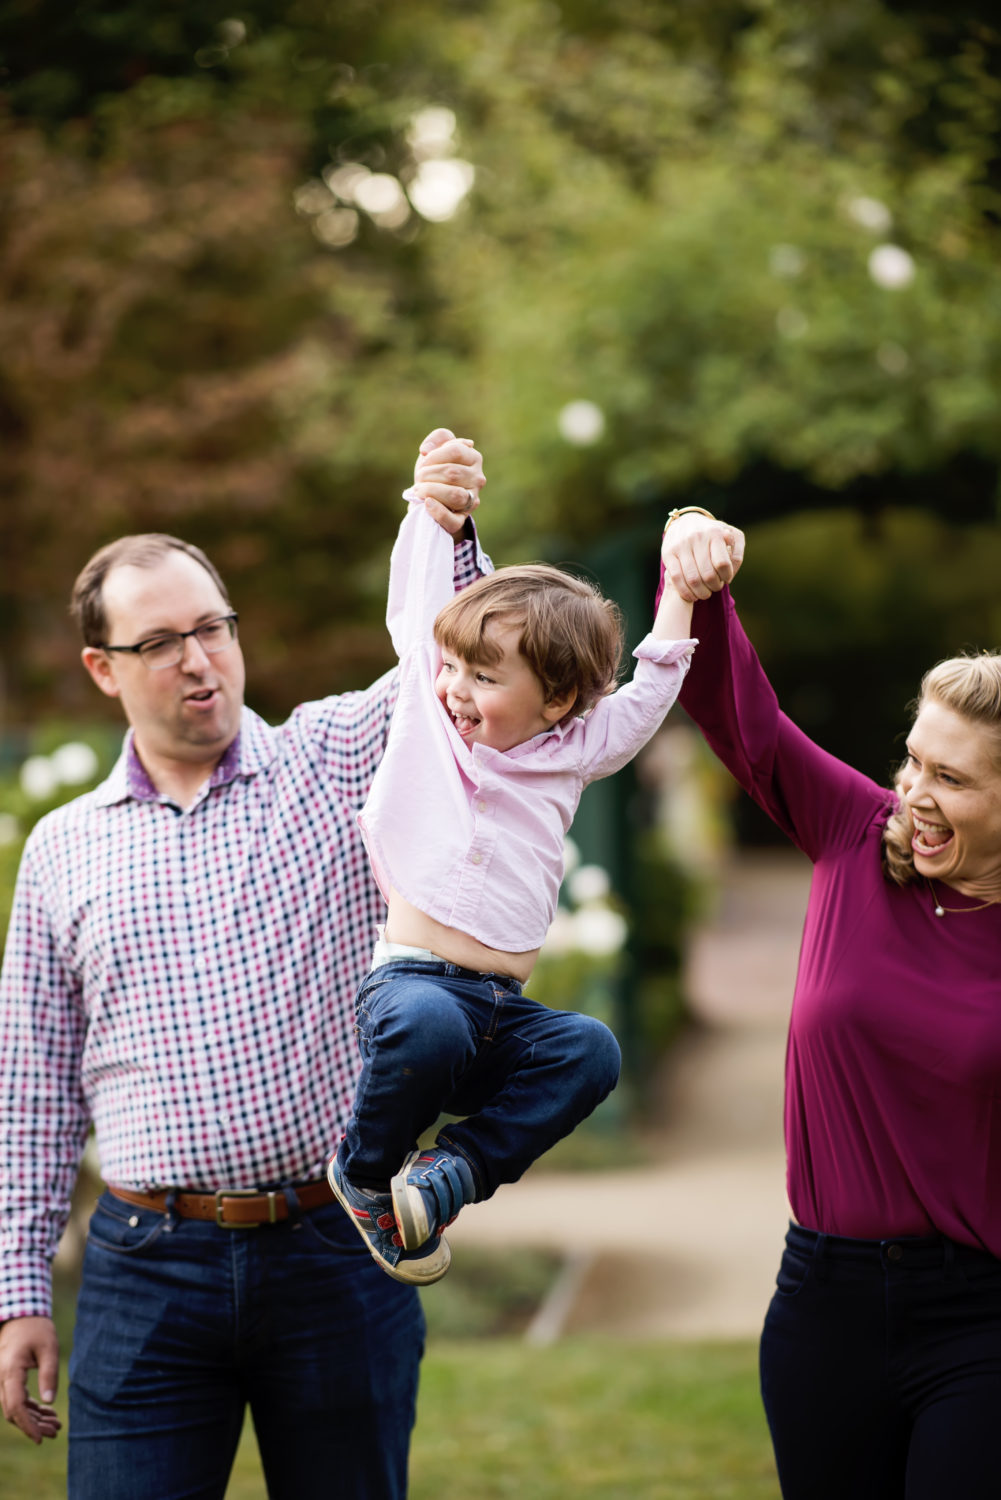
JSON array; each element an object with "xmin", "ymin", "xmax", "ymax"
[
  {"xmin": 68, "ymin": 1189, "xmax": 425, "ymax": 1500},
  {"xmin": 340, "ymin": 959, "xmax": 621, "ymax": 1197}
]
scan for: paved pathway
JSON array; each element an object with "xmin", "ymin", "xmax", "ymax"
[{"xmin": 447, "ymin": 849, "xmax": 812, "ymax": 1341}]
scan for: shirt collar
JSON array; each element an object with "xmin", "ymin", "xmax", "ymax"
[{"xmin": 93, "ymin": 707, "xmax": 278, "ymax": 807}]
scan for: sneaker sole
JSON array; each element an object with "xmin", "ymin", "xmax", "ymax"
[
  {"xmin": 390, "ymin": 1149, "xmax": 433, "ymax": 1250},
  {"xmin": 327, "ymin": 1157, "xmax": 450, "ymax": 1285}
]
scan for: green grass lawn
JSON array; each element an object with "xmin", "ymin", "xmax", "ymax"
[{"xmin": 0, "ymin": 1337, "xmax": 777, "ymax": 1499}]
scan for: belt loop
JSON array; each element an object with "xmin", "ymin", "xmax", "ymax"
[
  {"xmin": 164, "ymin": 1187, "xmax": 178, "ymax": 1233},
  {"xmin": 813, "ymin": 1231, "xmax": 829, "ymax": 1282},
  {"xmin": 282, "ymin": 1184, "xmax": 301, "ymax": 1228}
]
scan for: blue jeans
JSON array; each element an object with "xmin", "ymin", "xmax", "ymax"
[
  {"xmin": 340, "ymin": 959, "xmax": 621, "ymax": 1196},
  {"xmin": 760, "ymin": 1221, "xmax": 1001, "ymax": 1499},
  {"xmin": 68, "ymin": 1188, "xmax": 425, "ymax": 1500}
]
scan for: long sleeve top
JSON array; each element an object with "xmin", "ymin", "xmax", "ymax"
[
  {"xmin": 359, "ymin": 498, "xmax": 697, "ymax": 952},
  {"xmin": 680, "ymin": 586, "xmax": 1001, "ymax": 1254},
  {"xmin": 0, "ymin": 538, "xmax": 486, "ymax": 1320}
]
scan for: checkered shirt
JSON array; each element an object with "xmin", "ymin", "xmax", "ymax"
[{"xmin": 0, "ymin": 537, "xmax": 485, "ymax": 1319}]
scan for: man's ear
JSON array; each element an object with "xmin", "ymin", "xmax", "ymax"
[
  {"xmin": 81, "ymin": 647, "xmax": 122, "ymax": 700},
  {"xmin": 542, "ymin": 689, "xmax": 578, "ymax": 726}
]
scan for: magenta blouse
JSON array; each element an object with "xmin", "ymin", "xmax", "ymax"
[{"xmin": 681, "ymin": 587, "xmax": 1001, "ymax": 1253}]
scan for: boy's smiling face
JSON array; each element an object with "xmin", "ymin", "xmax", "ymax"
[{"xmin": 435, "ymin": 619, "xmax": 570, "ymax": 753}]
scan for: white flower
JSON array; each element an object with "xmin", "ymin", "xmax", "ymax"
[
  {"xmin": 0, "ymin": 813, "xmax": 19, "ymax": 845},
  {"xmin": 408, "ymin": 107, "xmax": 457, "ymax": 161},
  {"xmin": 322, "ymin": 163, "xmax": 371, "ymax": 202},
  {"xmin": 769, "ymin": 244, "xmax": 805, "ymax": 279},
  {"xmin": 567, "ymin": 863, "xmax": 611, "ymax": 905},
  {"xmin": 868, "ymin": 244, "xmax": 915, "ymax": 290},
  {"xmin": 876, "ymin": 342, "xmax": 910, "ymax": 375},
  {"xmin": 573, "ymin": 906, "xmax": 628, "ymax": 956},
  {"xmin": 558, "ymin": 400, "xmax": 605, "ymax": 446},
  {"xmin": 51, "ymin": 741, "xmax": 99, "ymax": 785},
  {"xmin": 543, "ymin": 908, "xmax": 579, "ymax": 956},
  {"xmin": 353, "ymin": 174, "xmax": 411, "ymax": 229},
  {"xmin": 20, "ymin": 755, "xmax": 58, "ymax": 801},
  {"xmin": 847, "ymin": 196, "xmax": 892, "ymax": 234},
  {"xmin": 776, "ymin": 306, "xmax": 808, "ymax": 340},
  {"xmin": 313, "ymin": 209, "xmax": 359, "ymax": 248},
  {"xmin": 407, "ymin": 159, "xmax": 475, "ymax": 222}
]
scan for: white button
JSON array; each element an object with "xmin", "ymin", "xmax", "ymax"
[
  {"xmin": 470, "ymin": 852, "xmax": 483, "ymax": 865},
  {"xmin": 476, "ymin": 800, "xmax": 487, "ymax": 813},
  {"xmin": 217, "ymin": 1113, "xmax": 231, "ymax": 1127}
]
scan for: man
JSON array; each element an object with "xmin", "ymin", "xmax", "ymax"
[{"xmin": 0, "ymin": 433, "xmax": 485, "ymax": 1498}]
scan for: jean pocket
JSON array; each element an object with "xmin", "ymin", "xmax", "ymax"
[
  {"xmin": 774, "ymin": 1245, "xmax": 814, "ymax": 1298},
  {"xmin": 86, "ymin": 1194, "xmax": 170, "ymax": 1256}
]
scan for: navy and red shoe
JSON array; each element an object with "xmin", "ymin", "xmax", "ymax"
[
  {"xmin": 391, "ymin": 1147, "xmax": 477, "ymax": 1251},
  {"xmin": 327, "ymin": 1150, "xmax": 451, "ymax": 1284}
]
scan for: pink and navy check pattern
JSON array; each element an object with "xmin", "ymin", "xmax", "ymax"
[{"xmin": 0, "ymin": 539, "xmax": 485, "ymax": 1319}]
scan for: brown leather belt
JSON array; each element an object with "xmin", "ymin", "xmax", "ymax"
[{"xmin": 109, "ymin": 1178, "xmax": 335, "ymax": 1228}]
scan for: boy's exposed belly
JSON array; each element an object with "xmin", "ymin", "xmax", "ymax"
[{"xmin": 386, "ymin": 890, "xmax": 539, "ymax": 983}]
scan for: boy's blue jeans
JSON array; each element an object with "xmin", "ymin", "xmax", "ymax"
[
  {"xmin": 68, "ymin": 1188, "xmax": 424, "ymax": 1499},
  {"xmin": 340, "ymin": 958, "xmax": 621, "ymax": 1197}
]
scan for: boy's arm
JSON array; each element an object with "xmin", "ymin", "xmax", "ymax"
[
  {"xmin": 385, "ymin": 432, "xmax": 489, "ymax": 658},
  {"xmin": 573, "ymin": 511, "xmax": 743, "ymax": 780}
]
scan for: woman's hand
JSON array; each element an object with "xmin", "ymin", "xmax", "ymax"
[{"xmin": 662, "ymin": 513, "xmax": 746, "ymax": 602}]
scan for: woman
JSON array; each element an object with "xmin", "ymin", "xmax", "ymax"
[{"xmin": 660, "ymin": 506, "xmax": 1001, "ymax": 1500}]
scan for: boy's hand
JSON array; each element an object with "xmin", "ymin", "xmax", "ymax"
[
  {"xmin": 413, "ymin": 428, "xmax": 485, "ymax": 536},
  {"xmin": 662, "ymin": 513, "xmax": 745, "ymax": 602}
]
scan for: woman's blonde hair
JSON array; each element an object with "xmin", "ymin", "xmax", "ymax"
[
  {"xmin": 433, "ymin": 563, "xmax": 623, "ymax": 724},
  {"xmin": 883, "ymin": 651, "xmax": 1001, "ymax": 885}
]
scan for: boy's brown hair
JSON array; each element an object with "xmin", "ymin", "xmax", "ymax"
[{"xmin": 433, "ymin": 564, "xmax": 624, "ymax": 723}]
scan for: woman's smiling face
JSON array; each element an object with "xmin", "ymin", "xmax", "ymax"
[{"xmin": 899, "ymin": 697, "xmax": 1001, "ymax": 895}]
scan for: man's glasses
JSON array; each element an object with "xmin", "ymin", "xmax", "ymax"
[{"xmin": 99, "ymin": 614, "xmax": 239, "ymax": 671}]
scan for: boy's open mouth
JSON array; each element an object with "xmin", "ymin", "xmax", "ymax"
[{"xmin": 449, "ymin": 709, "xmax": 481, "ymax": 737}]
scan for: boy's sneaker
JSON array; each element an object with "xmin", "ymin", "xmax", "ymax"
[
  {"xmin": 391, "ymin": 1147, "xmax": 477, "ymax": 1251},
  {"xmin": 327, "ymin": 1152, "xmax": 451, "ymax": 1284}
]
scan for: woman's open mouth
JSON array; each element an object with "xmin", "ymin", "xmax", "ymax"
[{"xmin": 911, "ymin": 814, "xmax": 954, "ymax": 857}]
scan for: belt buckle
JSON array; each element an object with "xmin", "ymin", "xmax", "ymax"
[{"xmin": 214, "ymin": 1187, "xmax": 278, "ymax": 1229}]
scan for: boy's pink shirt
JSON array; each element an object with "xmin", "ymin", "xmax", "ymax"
[{"xmin": 358, "ymin": 499, "xmax": 696, "ymax": 952}]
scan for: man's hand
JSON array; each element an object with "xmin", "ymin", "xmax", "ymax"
[
  {"xmin": 662, "ymin": 512, "xmax": 746, "ymax": 602},
  {"xmin": 0, "ymin": 1316, "xmax": 62, "ymax": 1444},
  {"xmin": 413, "ymin": 428, "xmax": 485, "ymax": 536}
]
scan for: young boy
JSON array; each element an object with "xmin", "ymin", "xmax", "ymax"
[{"xmin": 328, "ymin": 443, "xmax": 698, "ymax": 1284}]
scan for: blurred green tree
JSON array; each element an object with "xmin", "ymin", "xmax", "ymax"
[{"xmin": 0, "ymin": 0, "xmax": 998, "ymax": 737}]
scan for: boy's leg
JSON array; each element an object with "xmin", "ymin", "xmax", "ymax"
[
  {"xmin": 340, "ymin": 966, "xmax": 481, "ymax": 1188},
  {"xmin": 430, "ymin": 986, "xmax": 621, "ymax": 1200}
]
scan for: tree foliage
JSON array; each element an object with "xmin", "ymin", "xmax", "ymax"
[{"xmin": 0, "ymin": 0, "xmax": 999, "ymax": 729}]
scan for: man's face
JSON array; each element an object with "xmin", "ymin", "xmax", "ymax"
[{"xmin": 82, "ymin": 551, "xmax": 246, "ymax": 769}]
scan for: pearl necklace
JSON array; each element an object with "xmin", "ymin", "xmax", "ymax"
[{"xmin": 927, "ymin": 879, "xmax": 999, "ymax": 918}]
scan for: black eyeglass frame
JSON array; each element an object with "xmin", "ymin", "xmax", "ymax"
[{"xmin": 98, "ymin": 613, "xmax": 240, "ymax": 669}]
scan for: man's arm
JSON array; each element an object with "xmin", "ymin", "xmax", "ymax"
[
  {"xmin": 411, "ymin": 428, "xmax": 485, "ymax": 538},
  {"xmin": 0, "ymin": 840, "xmax": 89, "ymax": 1444},
  {"xmin": 0, "ymin": 1318, "xmax": 61, "ymax": 1444}
]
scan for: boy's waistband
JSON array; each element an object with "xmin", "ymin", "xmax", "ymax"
[
  {"xmin": 368, "ymin": 928, "xmax": 522, "ymax": 990},
  {"xmin": 371, "ymin": 932, "xmax": 442, "ymax": 969}
]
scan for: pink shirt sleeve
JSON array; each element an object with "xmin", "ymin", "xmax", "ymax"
[{"xmin": 385, "ymin": 494, "xmax": 470, "ymax": 657}]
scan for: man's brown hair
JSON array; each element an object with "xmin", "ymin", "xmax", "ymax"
[
  {"xmin": 433, "ymin": 563, "xmax": 623, "ymax": 722},
  {"xmin": 70, "ymin": 534, "xmax": 231, "ymax": 646}
]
